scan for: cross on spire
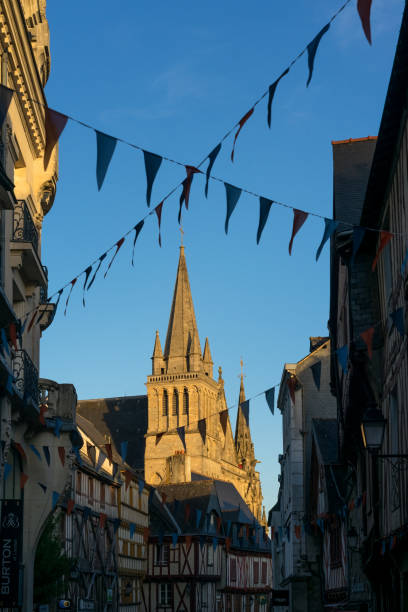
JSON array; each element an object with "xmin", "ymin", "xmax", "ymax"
[{"xmin": 180, "ymin": 225, "xmax": 184, "ymax": 247}]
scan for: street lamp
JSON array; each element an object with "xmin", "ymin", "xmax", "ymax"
[{"xmin": 361, "ymin": 406, "xmax": 386, "ymax": 450}]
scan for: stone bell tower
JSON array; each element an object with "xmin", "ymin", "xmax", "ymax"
[{"xmin": 144, "ymin": 246, "xmax": 230, "ymax": 486}]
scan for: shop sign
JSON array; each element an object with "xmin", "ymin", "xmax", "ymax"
[{"xmin": 0, "ymin": 499, "xmax": 22, "ymax": 608}]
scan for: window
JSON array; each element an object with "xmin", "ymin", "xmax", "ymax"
[
  {"xmin": 163, "ymin": 390, "xmax": 168, "ymax": 416},
  {"xmin": 110, "ymin": 486, "xmax": 116, "ymax": 506},
  {"xmin": 159, "ymin": 583, "xmax": 172, "ymax": 606},
  {"xmin": 230, "ymin": 558, "xmax": 237, "ymax": 583},
  {"xmin": 76, "ymin": 471, "xmax": 81, "ymax": 494},
  {"xmin": 88, "ymin": 477, "xmax": 93, "ymax": 502},
  {"xmin": 183, "ymin": 388, "xmax": 189, "ymax": 415},
  {"xmin": 155, "ymin": 544, "xmax": 170, "ymax": 565},
  {"xmin": 172, "ymin": 390, "xmax": 179, "ymax": 416},
  {"xmin": 100, "ymin": 483, "xmax": 105, "ymax": 507},
  {"xmin": 330, "ymin": 523, "xmax": 342, "ymax": 568},
  {"xmin": 261, "ymin": 561, "xmax": 267, "ymax": 583},
  {"xmin": 253, "ymin": 560, "xmax": 259, "ymax": 584},
  {"xmin": 207, "ymin": 544, "xmax": 214, "ymax": 567}
]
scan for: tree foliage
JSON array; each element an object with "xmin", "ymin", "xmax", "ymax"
[{"xmin": 34, "ymin": 514, "xmax": 75, "ymax": 604}]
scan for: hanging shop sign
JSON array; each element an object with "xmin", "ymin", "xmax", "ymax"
[{"xmin": 0, "ymin": 499, "xmax": 22, "ymax": 608}]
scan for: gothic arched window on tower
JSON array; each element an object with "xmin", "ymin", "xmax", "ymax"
[
  {"xmin": 183, "ymin": 388, "xmax": 189, "ymax": 415},
  {"xmin": 163, "ymin": 390, "xmax": 169, "ymax": 416},
  {"xmin": 172, "ymin": 390, "xmax": 179, "ymax": 416}
]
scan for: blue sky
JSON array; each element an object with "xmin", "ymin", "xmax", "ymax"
[{"xmin": 40, "ymin": 0, "xmax": 404, "ymax": 511}]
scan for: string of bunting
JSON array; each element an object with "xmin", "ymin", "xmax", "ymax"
[{"xmin": 0, "ymin": 0, "xmax": 381, "ymax": 326}]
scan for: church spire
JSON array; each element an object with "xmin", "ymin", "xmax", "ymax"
[
  {"xmin": 163, "ymin": 246, "xmax": 202, "ymax": 374},
  {"xmin": 235, "ymin": 361, "xmax": 256, "ymax": 469}
]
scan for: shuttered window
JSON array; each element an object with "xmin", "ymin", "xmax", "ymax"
[
  {"xmin": 254, "ymin": 560, "xmax": 259, "ymax": 583},
  {"xmin": 261, "ymin": 561, "xmax": 267, "ymax": 583},
  {"xmin": 163, "ymin": 390, "xmax": 168, "ymax": 416},
  {"xmin": 183, "ymin": 388, "xmax": 189, "ymax": 415},
  {"xmin": 172, "ymin": 390, "xmax": 179, "ymax": 415},
  {"xmin": 230, "ymin": 558, "xmax": 237, "ymax": 582}
]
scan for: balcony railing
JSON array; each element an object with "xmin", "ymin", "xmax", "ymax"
[
  {"xmin": 13, "ymin": 349, "xmax": 39, "ymax": 406},
  {"xmin": 13, "ymin": 200, "xmax": 39, "ymax": 253}
]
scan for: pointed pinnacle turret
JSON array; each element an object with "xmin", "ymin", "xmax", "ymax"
[
  {"xmin": 203, "ymin": 337, "xmax": 213, "ymax": 377},
  {"xmin": 164, "ymin": 247, "xmax": 202, "ymax": 373},
  {"xmin": 153, "ymin": 330, "xmax": 163, "ymax": 358},
  {"xmin": 235, "ymin": 362, "xmax": 255, "ymax": 467},
  {"xmin": 152, "ymin": 331, "xmax": 164, "ymax": 375}
]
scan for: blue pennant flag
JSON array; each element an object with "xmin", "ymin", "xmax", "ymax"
[
  {"xmin": 240, "ymin": 400, "xmax": 249, "ymax": 426},
  {"xmin": 129, "ymin": 522, "xmax": 136, "ymax": 539},
  {"xmin": 1, "ymin": 328, "xmax": 9, "ymax": 356},
  {"xmin": 120, "ymin": 441, "xmax": 128, "ymax": 463},
  {"xmin": 177, "ymin": 426, "xmax": 186, "ymax": 451},
  {"xmin": 38, "ymin": 482, "xmax": 47, "ymax": 493},
  {"xmin": 83, "ymin": 507, "xmax": 91, "ymax": 522},
  {"xmin": 316, "ymin": 218, "xmax": 339, "ymax": 261},
  {"xmin": 226, "ymin": 520, "xmax": 231, "ymax": 536},
  {"xmin": 390, "ymin": 307, "xmax": 405, "ymax": 337},
  {"xmin": 196, "ymin": 508, "xmax": 202, "ymax": 528},
  {"xmin": 138, "ymin": 478, "xmax": 145, "ymax": 496},
  {"xmin": 351, "ymin": 227, "xmax": 365, "ymax": 266},
  {"xmin": 265, "ymin": 387, "xmax": 275, "ymax": 415},
  {"xmin": 401, "ymin": 248, "xmax": 408, "ymax": 276},
  {"xmin": 257, "ymin": 197, "xmax": 273, "ymax": 244},
  {"xmin": 131, "ymin": 220, "xmax": 144, "ymax": 266},
  {"xmin": 336, "ymin": 345, "xmax": 349, "ymax": 374},
  {"xmin": 0, "ymin": 85, "xmax": 14, "ymax": 129},
  {"xmin": 52, "ymin": 491, "xmax": 60, "ymax": 510},
  {"xmin": 205, "ymin": 143, "xmax": 221, "ymax": 198},
  {"xmin": 43, "ymin": 445, "xmax": 51, "ymax": 466},
  {"xmin": 199, "ymin": 535, "xmax": 206, "ymax": 550},
  {"xmin": 113, "ymin": 518, "xmax": 121, "ymax": 533},
  {"xmin": 267, "ymin": 68, "xmax": 289, "ymax": 128},
  {"xmin": 95, "ymin": 130, "xmax": 117, "ymax": 191},
  {"xmin": 171, "ymin": 532, "xmax": 178, "ymax": 547},
  {"xmin": 224, "ymin": 183, "xmax": 242, "ymax": 234},
  {"xmin": 306, "ymin": 23, "xmax": 330, "ymax": 87},
  {"xmin": 311, "ymin": 361, "xmax": 321, "ymax": 390},
  {"xmin": 4, "ymin": 463, "xmax": 12, "ymax": 481},
  {"xmin": 143, "ymin": 150, "xmax": 162, "ymax": 207},
  {"xmin": 72, "ymin": 446, "xmax": 82, "ymax": 466},
  {"xmin": 317, "ymin": 518, "xmax": 324, "ymax": 534},
  {"xmin": 212, "ymin": 537, "xmax": 218, "ymax": 551},
  {"xmin": 54, "ymin": 417, "xmax": 63, "ymax": 438},
  {"xmin": 29, "ymin": 444, "xmax": 42, "ymax": 461},
  {"xmin": 5, "ymin": 374, "xmax": 13, "ymax": 395}
]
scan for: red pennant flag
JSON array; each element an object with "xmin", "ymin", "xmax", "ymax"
[
  {"xmin": 155, "ymin": 432, "xmax": 163, "ymax": 446},
  {"xmin": 179, "ymin": 166, "xmax": 201, "ymax": 218},
  {"xmin": 99, "ymin": 513, "xmax": 107, "ymax": 528},
  {"xmin": 185, "ymin": 503, "xmax": 191, "ymax": 523},
  {"xmin": 44, "ymin": 108, "xmax": 68, "ymax": 170},
  {"xmin": 14, "ymin": 442, "xmax": 27, "ymax": 462},
  {"xmin": 225, "ymin": 537, "xmax": 231, "ymax": 552},
  {"xmin": 185, "ymin": 535, "xmax": 192, "ymax": 549},
  {"xmin": 162, "ymin": 492, "xmax": 167, "ymax": 505},
  {"xmin": 155, "ymin": 201, "xmax": 164, "ymax": 247},
  {"xmin": 372, "ymin": 231, "xmax": 392, "ymax": 271},
  {"xmin": 357, "ymin": 0, "xmax": 373, "ymax": 45},
  {"xmin": 67, "ymin": 499, "xmax": 75, "ymax": 515},
  {"xmin": 20, "ymin": 473, "xmax": 28, "ymax": 489},
  {"xmin": 124, "ymin": 470, "xmax": 132, "ymax": 490},
  {"xmin": 271, "ymin": 526, "xmax": 275, "ymax": 539},
  {"xmin": 219, "ymin": 410, "xmax": 228, "ymax": 436},
  {"xmin": 216, "ymin": 516, "xmax": 222, "ymax": 533},
  {"xmin": 361, "ymin": 327, "xmax": 375, "ymax": 359},
  {"xmin": 294, "ymin": 525, "xmax": 301, "ymax": 539},
  {"xmin": 143, "ymin": 526, "xmax": 150, "ymax": 544},
  {"xmin": 287, "ymin": 376, "xmax": 297, "ymax": 404},
  {"xmin": 39, "ymin": 404, "xmax": 47, "ymax": 425},
  {"xmin": 58, "ymin": 446, "xmax": 65, "ymax": 467},
  {"xmin": 104, "ymin": 237, "xmax": 126, "ymax": 279},
  {"xmin": 231, "ymin": 108, "xmax": 254, "ymax": 162},
  {"xmin": 105, "ymin": 443, "xmax": 113, "ymax": 465},
  {"xmin": 288, "ymin": 209, "xmax": 308, "ymax": 255},
  {"xmin": 9, "ymin": 323, "xmax": 17, "ymax": 350}
]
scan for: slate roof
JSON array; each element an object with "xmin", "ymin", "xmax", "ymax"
[
  {"xmin": 312, "ymin": 419, "xmax": 339, "ymax": 465},
  {"xmin": 77, "ymin": 395, "xmax": 148, "ymax": 474}
]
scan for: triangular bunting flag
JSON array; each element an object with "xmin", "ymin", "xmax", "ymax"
[
  {"xmin": 205, "ymin": 143, "xmax": 221, "ymax": 198},
  {"xmin": 64, "ymin": 278, "xmax": 77, "ymax": 316},
  {"xmin": 131, "ymin": 220, "xmax": 144, "ymax": 266},
  {"xmin": 306, "ymin": 23, "xmax": 330, "ymax": 87},
  {"xmin": 240, "ymin": 400, "xmax": 249, "ymax": 426},
  {"xmin": 99, "ymin": 513, "xmax": 107, "ymax": 528},
  {"xmin": 196, "ymin": 508, "xmax": 202, "ymax": 528},
  {"xmin": 44, "ymin": 108, "xmax": 68, "ymax": 170},
  {"xmin": 113, "ymin": 518, "xmax": 121, "ymax": 533},
  {"xmin": 4, "ymin": 463, "xmax": 11, "ymax": 481},
  {"xmin": 124, "ymin": 470, "xmax": 132, "ymax": 490},
  {"xmin": 351, "ymin": 227, "xmax": 365, "ymax": 266},
  {"xmin": 219, "ymin": 410, "xmax": 228, "ymax": 436},
  {"xmin": 20, "ymin": 473, "xmax": 28, "ymax": 489},
  {"xmin": 311, "ymin": 361, "xmax": 321, "ymax": 391},
  {"xmin": 0, "ymin": 84, "xmax": 14, "ymax": 129},
  {"xmin": 120, "ymin": 441, "xmax": 128, "ymax": 463},
  {"xmin": 104, "ymin": 237, "xmax": 125, "ymax": 278},
  {"xmin": 267, "ymin": 68, "xmax": 289, "ymax": 128},
  {"xmin": 138, "ymin": 479, "xmax": 145, "ymax": 496},
  {"xmin": 14, "ymin": 442, "xmax": 27, "ymax": 462},
  {"xmin": 257, "ymin": 197, "xmax": 273, "ymax": 244},
  {"xmin": 1, "ymin": 328, "xmax": 9, "ymax": 356},
  {"xmin": 185, "ymin": 535, "xmax": 192, "ymax": 549},
  {"xmin": 171, "ymin": 532, "xmax": 178, "ymax": 547},
  {"xmin": 67, "ymin": 499, "xmax": 75, "ymax": 516},
  {"xmin": 224, "ymin": 183, "xmax": 242, "ymax": 234},
  {"xmin": 316, "ymin": 218, "xmax": 339, "ymax": 261},
  {"xmin": 29, "ymin": 444, "xmax": 42, "ymax": 461},
  {"xmin": 177, "ymin": 426, "xmax": 186, "ymax": 451},
  {"xmin": 265, "ymin": 387, "xmax": 275, "ymax": 415},
  {"xmin": 155, "ymin": 201, "xmax": 164, "ymax": 247},
  {"xmin": 198, "ymin": 418, "xmax": 206, "ymax": 445},
  {"xmin": 42, "ymin": 445, "xmax": 51, "ymax": 466},
  {"xmin": 390, "ymin": 307, "xmax": 405, "ymax": 337},
  {"xmin": 9, "ymin": 323, "xmax": 17, "ymax": 351},
  {"xmin": 58, "ymin": 446, "xmax": 65, "ymax": 467},
  {"xmin": 82, "ymin": 507, "xmax": 91, "ymax": 521},
  {"xmin": 95, "ymin": 130, "xmax": 117, "ymax": 190},
  {"xmin": 143, "ymin": 151, "xmax": 162, "ymax": 207},
  {"xmin": 200, "ymin": 535, "xmax": 206, "ymax": 550},
  {"xmin": 361, "ymin": 327, "xmax": 375, "ymax": 359},
  {"xmin": 372, "ymin": 231, "xmax": 392, "ymax": 271},
  {"xmin": 87, "ymin": 253, "xmax": 107, "ymax": 291},
  {"xmin": 357, "ymin": 0, "xmax": 373, "ymax": 44},
  {"xmin": 336, "ymin": 345, "xmax": 349, "ymax": 373},
  {"xmin": 212, "ymin": 536, "xmax": 218, "ymax": 551},
  {"xmin": 289, "ymin": 209, "xmax": 308, "ymax": 255},
  {"xmin": 129, "ymin": 523, "xmax": 136, "ymax": 539},
  {"xmin": 38, "ymin": 482, "xmax": 47, "ymax": 493},
  {"xmin": 231, "ymin": 108, "xmax": 254, "ymax": 162},
  {"xmin": 82, "ymin": 266, "xmax": 93, "ymax": 307},
  {"xmin": 178, "ymin": 166, "xmax": 200, "ymax": 222},
  {"xmin": 52, "ymin": 491, "xmax": 60, "ymax": 510},
  {"xmin": 54, "ymin": 417, "xmax": 63, "ymax": 438}
]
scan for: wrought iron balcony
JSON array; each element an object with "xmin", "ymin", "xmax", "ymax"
[
  {"xmin": 13, "ymin": 200, "xmax": 39, "ymax": 252},
  {"xmin": 12, "ymin": 349, "xmax": 39, "ymax": 407}
]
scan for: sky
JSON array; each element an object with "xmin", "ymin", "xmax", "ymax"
[{"xmin": 40, "ymin": 0, "xmax": 404, "ymax": 512}]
